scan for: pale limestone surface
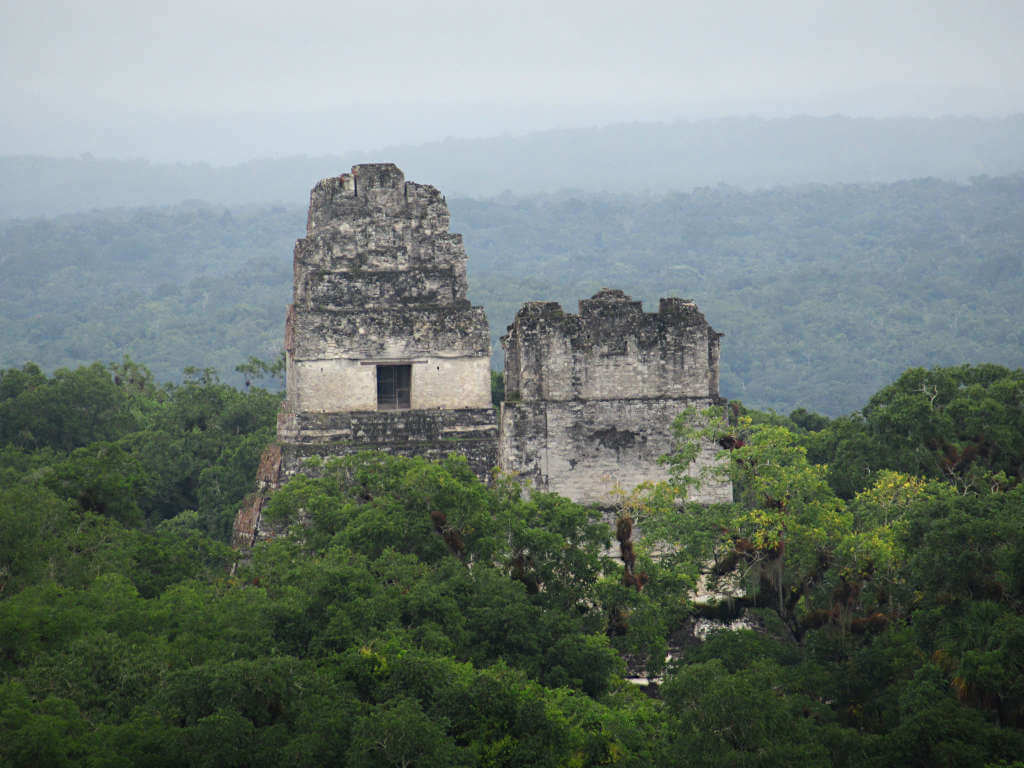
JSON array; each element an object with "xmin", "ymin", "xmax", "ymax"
[
  {"xmin": 234, "ymin": 165, "xmax": 733, "ymax": 552},
  {"xmin": 289, "ymin": 356, "xmax": 490, "ymax": 413},
  {"xmin": 499, "ymin": 289, "xmax": 732, "ymax": 506}
]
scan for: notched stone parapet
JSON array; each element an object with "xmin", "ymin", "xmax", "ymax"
[
  {"xmin": 503, "ymin": 288, "xmax": 723, "ymax": 403},
  {"xmin": 500, "ymin": 289, "xmax": 731, "ymax": 506}
]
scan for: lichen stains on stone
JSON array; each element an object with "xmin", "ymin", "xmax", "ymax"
[
  {"xmin": 590, "ymin": 426, "xmax": 638, "ymax": 450},
  {"xmin": 499, "ymin": 289, "xmax": 731, "ymax": 506},
  {"xmin": 234, "ymin": 164, "xmax": 498, "ymax": 549},
  {"xmin": 234, "ymin": 164, "xmax": 732, "ymax": 551}
]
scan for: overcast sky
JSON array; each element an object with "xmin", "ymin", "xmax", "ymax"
[{"xmin": 3, "ymin": 0, "xmax": 1022, "ymax": 161}]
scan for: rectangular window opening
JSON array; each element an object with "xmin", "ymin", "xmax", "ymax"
[{"xmin": 377, "ymin": 364, "xmax": 411, "ymax": 410}]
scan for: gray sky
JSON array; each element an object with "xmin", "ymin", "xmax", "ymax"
[{"xmin": 3, "ymin": 0, "xmax": 1023, "ymax": 161}]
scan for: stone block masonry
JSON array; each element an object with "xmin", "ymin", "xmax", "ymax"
[
  {"xmin": 232, "ymin": 165, "xmax": 731, "ymax": 550},
  {"xmin": 284, "ymin": 163, "xmax": 493, "ymax": 415},
  {"xmin": 499, "ymin": 289, "xmax": 732, "ymax": 506},
  {"xmin": 233, "ymin": 164, "xmax": 498, "ymax": 548}
]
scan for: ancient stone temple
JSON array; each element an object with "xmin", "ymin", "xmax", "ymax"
[
  {"xmin": 234, "ymin": 163, "xmax": 732, "ymax": 549},
  {"xmin": 232, "ymin": 164, "xmax": 498, "ymax": 548},
  {"xmin": 498, "ymin": 289, "xmax": 732, "ymax": 506}
]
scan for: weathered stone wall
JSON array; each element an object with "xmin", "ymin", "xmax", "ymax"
[
  {"xmin": 288, "ymin": 356, "xmax": 491, "ymax": 413},
  {"xmin": 234, "ymin": 164, "xmax": 498, "ymax": 549},
  {"xmin": 500, "ymin": 289, "xmax": 731, "ymax": 506},
  {"xmin": 284, "ymin": 163, "xmax": 491, "ymax": 415},
  {"xmin": 277, "ymin": 408, "xmax": 498, "ymax": 476},
  {"xmin": 499, "ymin": 398, "xmax": 730, "ymax": 506},
  {"xmin": 503, "ymin": 291, "xmax": 721, "ymax": 402},
  {"xmin": 231, "ymin": 443, "xmax": 284, "ymax": 549},
  {"xmin": 234, "ymin": 165, "xmax": 733, "ymax": 551}
]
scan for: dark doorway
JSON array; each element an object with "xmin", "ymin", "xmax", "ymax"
[{"xmin": 377, "ymin": 364, "xmax": 411, "ymax": 410}]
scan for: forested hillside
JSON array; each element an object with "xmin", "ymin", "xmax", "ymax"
[
  {"xmin": 459, "ymin": 174, "xmax": 1024, "ymax": 414},
  {"xmin": 2, "ymin": 115, "xmax": 1023, "ymax": 217},
  {"xmin": 1, "ymin": 360, "xmax": 1022, "ymax": 765},
  {"xmin": 0, "ymin": 204, "xmax": 297, "ymax": 388},
  {"xmin": 3, "ymin": 175, "xmax": 1022, "ymax": 415}
]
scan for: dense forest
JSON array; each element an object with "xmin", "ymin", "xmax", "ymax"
[
  {"xmin": 3, "ymin": 174, "xmax": 1022, "ymax": 415},
  {"xmin": 3, "ymin": 139, "xmax": 1022, "ymax": 763},
  {"xmin": 1, "ymin": 360, "xmax": 1022, "ymax": 766},
  {"xmin": 0, "ymin": 204, "xmax": 297, "ymax": 390}
]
